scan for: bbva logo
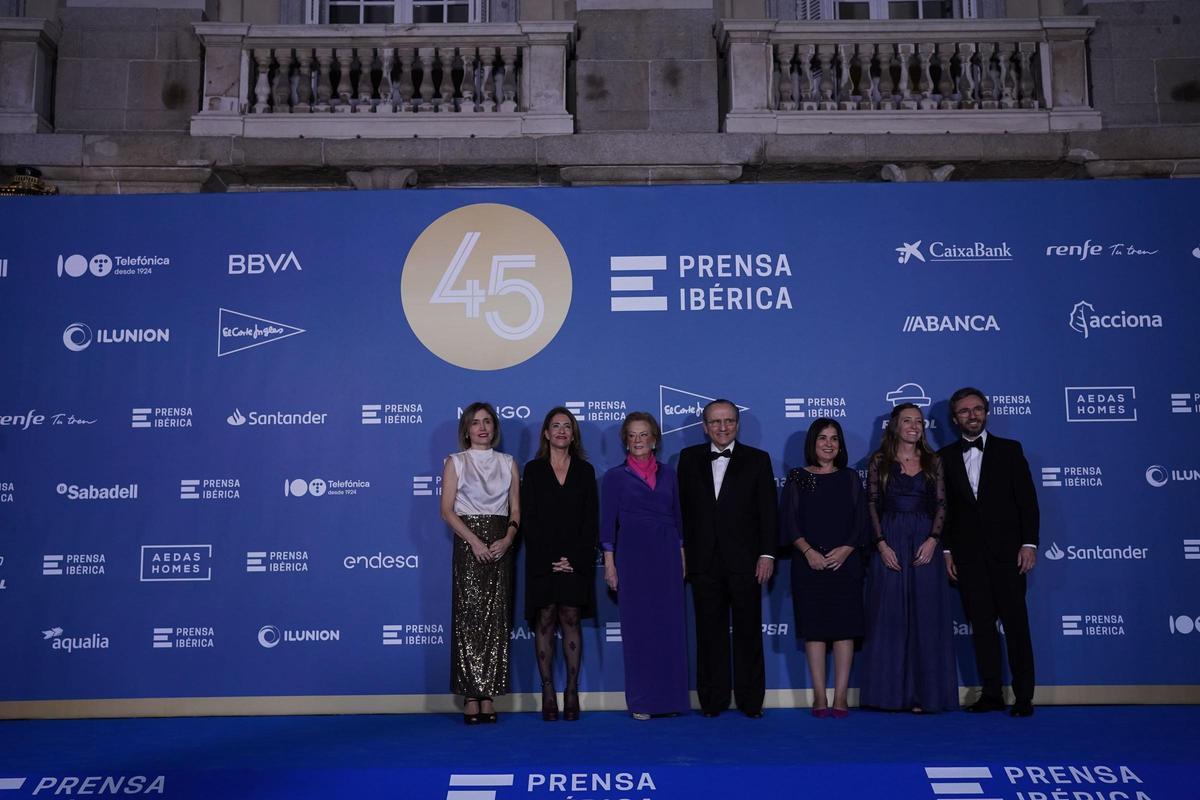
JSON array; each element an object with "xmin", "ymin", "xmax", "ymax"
[{"xmin": 228, "ymin": 252, "xmax": 302, "ymax": 275}]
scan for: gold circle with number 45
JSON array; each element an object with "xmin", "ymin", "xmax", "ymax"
[{"xmin": 401, "ymin": 203, "xmax": 572, "ymax": 371}]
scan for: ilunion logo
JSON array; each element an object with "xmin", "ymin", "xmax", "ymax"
[
  {"xmin": 62, "ymin": 323, "xmax": 92, "ymax": 351},
  {"xmin": 1146, "ymin": 465, "xmax": 1168, "ymax": 488},
  {"xmin": 258, "ymin": 625, "xmax": 281, "ymax": 648}
]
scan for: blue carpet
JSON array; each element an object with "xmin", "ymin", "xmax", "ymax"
[{"xmin": 0, "ymin": 706, "xmax": 1194, "ymax": 798}]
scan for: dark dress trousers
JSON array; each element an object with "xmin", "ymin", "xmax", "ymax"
[
  {"xmin": 677, "ymin": 442, "xmax": 779, "ymax": 715},
  {"xmin": 938, "ymin": 434, "xmax": 1040, "ymax": 705}
]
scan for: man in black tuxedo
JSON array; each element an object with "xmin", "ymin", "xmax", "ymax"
[
  {"xmin": 939, "ymin": 387, "xmax": 1040, "ymax": 718},
  {"xmin": 677, "ymin": 399, "xmax": 778, "ymax": 718}
]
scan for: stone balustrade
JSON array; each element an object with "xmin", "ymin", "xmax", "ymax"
[
  {"xmin": 0, "ymin": 17, "xmax": 59, "ymax": 134},
  {"xmin": 191, "ymin": 22, "xmax": 575, "ymax": 138},
  {"xmin": 717, "ymin": 17, "xmax": 1100, "ymax": 134}
]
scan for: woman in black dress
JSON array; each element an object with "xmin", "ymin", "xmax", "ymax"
[
  {"xmin": 522, "ymin": 407, "xmax": 599, "ymax": 721},
  {"xmin": 780, "ymin": 417, "xmax": 867, "ymax": 718}
]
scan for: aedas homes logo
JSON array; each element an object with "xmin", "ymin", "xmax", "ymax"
[{"xmin": 400, "ymin": 204, "xmax": 571, "ymax": 371}]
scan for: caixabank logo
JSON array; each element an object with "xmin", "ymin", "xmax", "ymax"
[{"xmin": 401, "ymin": 204, "xmax": 571, "ymax": 371}]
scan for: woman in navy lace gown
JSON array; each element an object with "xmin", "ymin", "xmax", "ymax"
[{"xmin": 859, "ymin": 403, "xmax": 959, "ymax": 713}]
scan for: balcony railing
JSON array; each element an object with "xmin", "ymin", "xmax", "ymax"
[
  {"xmin": 191, "ymin": 22, "xmax": 575, "ymax": 138},
  {"xmin": 717, "ymin": 17, "xmax": 1100, "ymax": 134}
]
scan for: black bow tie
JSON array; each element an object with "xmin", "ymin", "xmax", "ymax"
[
  {"xmin": 963, "ymin": 438, "xmax": 984, "ymax": 452},
  {"xmin": 710, "ymin": 450, "xmax": 732, "ymax": 461}
]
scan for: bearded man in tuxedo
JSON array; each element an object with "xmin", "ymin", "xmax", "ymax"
[{"xmin": 939, "ymin": 387, "xmax": 1040, "ymax": 718}]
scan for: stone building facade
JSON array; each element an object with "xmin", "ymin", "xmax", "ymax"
[{"xmin": 0, "ymin": 0, "xmax": 1196, "ymax": 193}]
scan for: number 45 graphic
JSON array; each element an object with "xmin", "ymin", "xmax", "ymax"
[{"xmin": 430, "ymin": 232, "xmax": 545, "ymax": 342}]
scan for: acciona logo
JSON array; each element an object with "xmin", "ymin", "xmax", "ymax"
[
  {"xmin": 62, "ymin": 323, "xmax": 169, "ymax": 352},
  {"xmin": 902, "ymin": 314, "xmax": 1000, "ymax": 333},
  {"xmin": 1068, "ymin": 300, "xmax": 1163, "ymax": 338},
  {"xmin": 257, "ymin": 624, "xmax": 340, "ymax": 648}
]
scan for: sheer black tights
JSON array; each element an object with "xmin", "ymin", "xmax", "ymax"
[{"xmin": 535, "ymin": 604, "xmax": 582, "ymax": 690}]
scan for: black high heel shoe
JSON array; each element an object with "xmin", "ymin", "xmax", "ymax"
[
  {"xmin": 478, "ymin": 696, "xmax": 498, "ymax": 724},
  {"xmin": 463, "ymin": 698, "xmax": 481, "ymax": 725},
  {"xmin": 562, "ymin": 685, "xmax": 580, "ymax": 722},
  {"xmin": 541, "ymin": 681, "xmax": 559, "ymax": 722}
]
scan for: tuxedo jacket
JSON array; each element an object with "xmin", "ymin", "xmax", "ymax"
[
  {"xmin": 677, "ymin": 442, "xmax": 779, "ymax": 576},
  {"xmin": 938, "ymin": 434, "xmax": 1040, "ymax": 564}
]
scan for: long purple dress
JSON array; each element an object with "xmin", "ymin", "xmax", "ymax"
[
  {"xmin": 858, "ymin": 458, "xmax": 959, "ymax": 712},
  {"xmin": 600, "ymin": 461, "xmax": 689, "ymax": 716}
]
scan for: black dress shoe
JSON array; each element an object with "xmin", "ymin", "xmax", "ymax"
[
  {"xmin": 743, "ymin": 710, "xmax": 764, "ymax": 719},
  {"xmin": 965, "ymin": 697, "xmax": 1007, "ymax": 713},
  {"xmin": 1009, "ymin": 701, "xmax": 1034, "ymax": 718},
  {"xmin": 701, "ymin": 710, "xmax": 720, "ymax": 718}
]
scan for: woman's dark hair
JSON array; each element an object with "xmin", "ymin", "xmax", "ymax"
[
  {"xmin": 534, "ymin": 406, "xmax": 588, "ymax": 461},
  {"xmin": 804, "ymin": 418, "xmax": 848, "ymax": 469},
  {"xmin": 872, "ymin": 403, "xmax": 938, "ymax": 495},
  {"xmin": 457, "ymin": 402, "xmax": 500, "ymax": 449}
]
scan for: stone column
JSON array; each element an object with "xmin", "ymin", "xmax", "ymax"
[
  {"xmin": 715, "ymin": 20, "xmax": 775, "ymax": 133},
  {"xmin": 0, "ymin": 17, "xmax": 60, "ymax": 133},
  {"xmin": 191, "ymin": 22, "xmax": 249, "ymax": 135}
]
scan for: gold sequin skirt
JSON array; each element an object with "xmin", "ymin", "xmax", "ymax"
[{"xmin": 450, "ymin": 514, "xmax": 513, "ymax": 697}]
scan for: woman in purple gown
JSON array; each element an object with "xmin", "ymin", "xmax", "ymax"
[
  {"xmin": 600, "ymin": 411, "xmax": 689, "ymax": 720},
  {"xmin": 859, "ymin": 403, "xmax": 959, "ymax": 713},
  {"xmin": 780, "ymin": 418, "xmax": 866, "ymax": 718}
]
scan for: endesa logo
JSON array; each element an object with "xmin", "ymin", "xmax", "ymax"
[{"xmin": 228, "ymin": 252, "xmax": 302, "ymax": 275}]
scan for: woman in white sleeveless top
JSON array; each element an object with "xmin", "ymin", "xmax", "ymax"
[{"xmin": 441, "ymin": 402, "xmax": 521, "ymax": 724}]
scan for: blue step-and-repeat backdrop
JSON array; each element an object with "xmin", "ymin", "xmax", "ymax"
[{"xmin": 0, "ymin": 180, "xmax": 1197, "ymax": 707}]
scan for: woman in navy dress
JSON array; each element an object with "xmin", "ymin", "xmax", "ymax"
[
  {"xmin": 780, "ymin": 418, "xmax": 867, "ymax": 718},
  {"xmin": 522, "ymin": 407, "xmax": 598, "ymax": 722},
  {"xmin": 859, "ymin": 403, "xmax": 959, "ymax": 713},
  {"xmin": 600, "ymin": 411, "xmax": 689, "ymax": 720}
]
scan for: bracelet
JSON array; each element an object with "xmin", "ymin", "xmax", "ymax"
[
  {"xmin": 874, "ymin": 537, "xmax": 886, "ymax": 547},
  {"xmin": 801, "ymin": 547, "xmax": 812, "ymax": 556},
  {"xmin": 507, "ymin": 520, "xmax": 519, "ymax": 531}
]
